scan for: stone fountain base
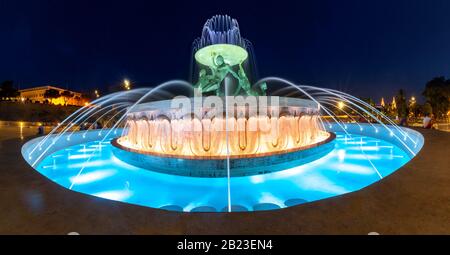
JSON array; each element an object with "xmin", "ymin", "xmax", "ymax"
[{"xmin": 110, "ymin": 132, "xmax": 336, "ymax": 177}]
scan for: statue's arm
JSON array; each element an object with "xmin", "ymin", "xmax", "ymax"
[
  {"xmin": 208, "ymin": 66, "xmax": 217, "ymax": 76},
  {"xmin": 228, "ymin": 68, "xmax": 240, "ymax": 80}
]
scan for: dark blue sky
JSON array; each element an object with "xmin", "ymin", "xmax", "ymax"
[{"xmin": 1, "ymin": 0, "xmax": 449, "ymax": 102}]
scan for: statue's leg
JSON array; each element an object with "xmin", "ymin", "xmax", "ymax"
[
  {"xmin": 259, "ymin": 82, "xmax": 267, "ymax": 95},
  {"xmin": 216, "ymin": 86, "xmax": 222, "ymax": 96},
  {"xmin": 242, "ymin": 85, "xmax": 256, "ymax": 96},
  {"xmin": 234, "ymin": 85, "xmax": 242, "ymax": 96},
  {"xmin": 203, "ymin": 83, "xmax": 220, "ymax": 93}
]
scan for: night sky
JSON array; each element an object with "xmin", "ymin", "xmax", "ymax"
[{"xmin": 1, "ymin": 0, "xmax": 449, "ymax": 102}]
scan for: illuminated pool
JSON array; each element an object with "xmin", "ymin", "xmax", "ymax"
[{"xmin": 22, "ymin": 124, "xmax": 424, "ymax": 212}]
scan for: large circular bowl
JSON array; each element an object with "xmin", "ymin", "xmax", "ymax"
[{"xmin": 195, "ymin": 44, "xmax": 248, "ymax": 66}]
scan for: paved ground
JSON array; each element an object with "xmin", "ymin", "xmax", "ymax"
[{"xmin": 0, "ymin": 125, "xmax": 449, "ymax": 234}]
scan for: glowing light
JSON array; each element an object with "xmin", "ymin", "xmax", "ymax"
[
  {"xmin": 66, "ymin": 159, "xmax": 113, "ymax": 169},
  {"xmin": 76, "ymin": 148, "xmax": 98, "ymax": 153},
  {"xmin": 123, "ymin": 79, "xmax": 131, "ymax": 90},
  {"xmin": 93, "ymin": 190, "xmax": 132, "ymax": 201},
  {"xmin": 19, "ymin": 122, "xmax": 24, "ymax": 140},
  {"xmin": 88, "ymin": 144, "xmax": 106, "ymax": 148},
  {"xmin": 119, "ymin": 115, "xmax": 329, "ymax": 158},
  {"xmin": 409, "ymin": 96, "xmax": 416, "ymax": 106},
  {"xmin": 337, "ymin": 101, "xmax": 345, "ymax": 110},
  {"xmin": 337, "ymin": 149, "xmax": 346, "ymax": 162},
  {"xmin": 68, "ymin": 154, "xmax": 93, "ymax": 160},
  {"xmin": 258, "ymin": 192, "xmax": 284, "ymax": 207},
  {"xmin": 346, "ymin": 146, "xmax": 380, "ymax": 151},
  {"xmin": 69, "ymin": 170, "xmax": 116, "ymax": 185},
  {"xmin": 250, "ymin": 175, "xmax": 265, "ymax": 184},
  {"xmin": 345, "ymin": 141, "xmax": 367, "ymax": 145}
]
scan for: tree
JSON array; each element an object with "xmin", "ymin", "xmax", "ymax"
[
  {"xmin": 44, "ymin": 89, "xmax": 60, "ymax": 104},
  {"xmin": 361, "ymin": 97, "xmax": 375, "ymax": 107},
  {"xmin": 82, "ymin": 93, "xmax": 93, "ymax": 100},
  {"xmin": 423, "ymin": 102, "xmax": 433, "ymax": 116},
  {"xmin": 395, "ymin": 89, "xmax": 408, "ymax": 118},
  {"xmin": 60, "ymin": 90, "xmax": 74, "ymax": 105},
  {"xmin": 0, "ymin": 80, "xmax": 19, "ymax": 100},
  {"xmin": 409, "ymin": 103, "xmax": 422, "ymax": 118},
  {"xmin": 422, "ymin": 76, "xmax": 450, "ymax": 119}
]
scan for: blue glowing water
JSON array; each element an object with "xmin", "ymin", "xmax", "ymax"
[{"xmin": 36, "ymin": 132, "xmax": 410, "ymax": 212}]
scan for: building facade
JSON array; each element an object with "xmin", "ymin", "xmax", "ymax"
[{"xmin": 19, "ymin": 86, "xmax": 86, "ymax": 106}]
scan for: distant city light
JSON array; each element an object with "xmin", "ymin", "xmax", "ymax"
[{"xmin": 338, "ymin": 101, "xmax": 345, "ymax": 110}]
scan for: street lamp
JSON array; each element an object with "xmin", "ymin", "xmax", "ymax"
[
  {"xmin": 124, "ymin": 79, "xmax": 131, "ymax": 90},
  {"xmin": 409, "ymin": 96, "xmax": 416, "ymax": 106}
]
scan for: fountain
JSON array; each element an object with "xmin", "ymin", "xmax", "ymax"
[{"xmin": 21, "ymin": 15, "xmax": 424, "ymax": 212}]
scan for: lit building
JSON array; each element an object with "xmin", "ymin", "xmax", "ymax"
[
  {"xmin": 391, "ymin": 97, "xmax": 397, "ymax": 109},
  {"xmin": 19, "ymin": 86, "xmax": 86, "ymax": 106}
]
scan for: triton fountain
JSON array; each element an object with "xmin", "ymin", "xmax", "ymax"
[{"xmin": 22, "ymin": 15, "xmax": 424, "ymax": 212}]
